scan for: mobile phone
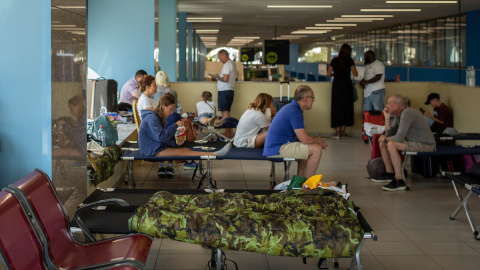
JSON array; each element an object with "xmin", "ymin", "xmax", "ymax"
[{"xmin": 420, "ymin": 108, "xmax": 425, "ymax": 113}]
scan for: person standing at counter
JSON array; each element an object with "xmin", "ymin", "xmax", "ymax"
[
  {"xmin": 213, "ymin": 49, "xmax": 237, "ymax": 138},
  {"xmin": 327, "ymin": 44, "xmax": 358, "ymax": 139}
]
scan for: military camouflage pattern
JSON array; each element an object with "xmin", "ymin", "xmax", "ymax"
[
  {"xmin": 89, "ymin": 145, "xmax": 123, "ymax": 186},
  {"xmin": 129, "ymin": 189, "xmax": 363, "ymax": 258}
]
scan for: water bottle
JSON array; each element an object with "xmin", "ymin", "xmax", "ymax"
[
  {"xmin": 98, "ymin": 125, "xmax": 106, "ymax": 146},
  {"xmin": 100, "ymin": 104, "xmax": 107, "ymax": 115}
]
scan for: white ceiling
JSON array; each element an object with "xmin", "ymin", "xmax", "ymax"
[{"xmin": 176, "ymin": 0, "xmax": 479, "ymax": 47}]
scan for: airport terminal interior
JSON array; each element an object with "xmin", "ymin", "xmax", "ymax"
[{"xmin": 2, "ymin": 0, "xmax": 480, "ymax": 269}]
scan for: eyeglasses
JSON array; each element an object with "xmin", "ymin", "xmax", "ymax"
[{"xmin": 305, "ymin": 96, "xmax": 316, "ymax": 101}]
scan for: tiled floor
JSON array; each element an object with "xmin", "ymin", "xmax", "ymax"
[{"xmin": 126, "ymin": 137, "xmax": 480, "ymax": 270}]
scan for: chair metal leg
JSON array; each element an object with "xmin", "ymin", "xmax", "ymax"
[{"xmin": 401, "ymin": 155, "xmax": 410, "ymax": 190}]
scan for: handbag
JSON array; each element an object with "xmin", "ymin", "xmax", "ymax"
[{"xmin": 352, "ymin": 82, "xmax": 359, "ymax": 102}]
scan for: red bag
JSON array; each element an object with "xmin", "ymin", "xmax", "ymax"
[{"xmin": 363, "ymin": 110, "xmax": 385, "ymax": 142}]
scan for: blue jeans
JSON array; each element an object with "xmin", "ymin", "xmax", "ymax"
[{"xmin": 363, "ymin": 89, "xmax": 385, "ymax": 111}]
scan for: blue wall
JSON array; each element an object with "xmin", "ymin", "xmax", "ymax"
[
  {"xmin": 0, "ymin": 0, "xmax": 52, "ymax": 186},
  {"xmin": 88, "ymin": 0, "xmax": 155, "ymax": 91}
]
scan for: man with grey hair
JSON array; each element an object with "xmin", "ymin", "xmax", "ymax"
[
  {"xmin": 372, "ymin": 94, "xmax": 436, "ymax": 191},
  {"xmin": 264, "ymin": 85, "xmax": 328, "ymax": 179},
  {"xmin": 213, "ymin": 49, "xmax": 237, "ymax": 138}
]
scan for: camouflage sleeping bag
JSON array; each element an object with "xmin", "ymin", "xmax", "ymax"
[{"xmin": 128, "ymin": 189, "xmax": 363, "ymax": 258}]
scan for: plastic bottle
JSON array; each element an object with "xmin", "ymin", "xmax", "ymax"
[
  {"xmin": 98, "ymin": 125, "xmax": 106, "ymax": 146},
  {"xmin": 100, "ymin": 104, "xmax": 107, "ymax": 115}
]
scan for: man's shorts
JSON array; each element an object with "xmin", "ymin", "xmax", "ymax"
[
  {"xmin": 405, "ymin": 141, "xmax": 435, "ymax": 152},
  {"xmin": 271, "ymin": 142, "xmax": 309, "ymax": 160},
  {"xmin": 363, "ymin": 88, "xmax": 385, "ymax": 111},
  {"xmin": 218, "ymin": 90, "xmax": 234, "ymax": 112}
]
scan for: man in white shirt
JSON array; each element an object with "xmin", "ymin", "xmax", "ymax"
[
  {"xmin": 213, "ymin": 49, "xmax": 237, "ymax": 138},
  {"xmin": 360, "ymin": 51, "xmax": 385, "ymax": 111}
]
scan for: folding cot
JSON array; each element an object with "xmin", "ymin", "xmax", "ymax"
[
  {"xmin": 74, "ymin": 187, "xmax": 377, "ymax": 270},
  {"xmin": 443, "ymin": 171, "xmax": 480, "ymax": 240},
  {"xmin": 400, "ymin": 145, "xmax": 480, "ymax": 190},
  {"xmin": 194, "ymin": 120, "xmax": 236, "ymax": 142},
  {"xmin": 122, "ymin": 141, "xmax": 296, "ymax": 189}
]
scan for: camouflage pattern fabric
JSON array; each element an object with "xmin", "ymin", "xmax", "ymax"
[
  {"xmin": 89, "ymin": 145, "xmax": 123, "ymax": 186},
  {"xmin": 129, "ymin": 189, "xmax": 363, "ymax": 258}
]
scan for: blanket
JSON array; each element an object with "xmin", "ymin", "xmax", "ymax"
[{"xmin": 129, "ymin": 189, "xmax": 363, "ymax": 258}]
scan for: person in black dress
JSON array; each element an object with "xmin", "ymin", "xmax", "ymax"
[{"xmin": 327, "ymin": 44, "xmax": 358, "ymax": 138}]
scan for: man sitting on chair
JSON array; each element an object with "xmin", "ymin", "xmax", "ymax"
[
  {"xmin": 263, "ymin": 85, "xmax": 327, "ymax": 179},
  {"xmin": 372, "ymin": 94, "xmax": 436, "ymax": 191}
]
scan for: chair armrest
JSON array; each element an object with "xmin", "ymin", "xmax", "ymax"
[{"xmin": 74, "ymin": 198, "xmax": 129, "ymax": 242}]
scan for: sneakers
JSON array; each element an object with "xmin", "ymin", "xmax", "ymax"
[
  {"xmin": 382, "ymin": 179, "xmax": 406, "ymax": 191},
  {"xmin": 157, "ymin": 167, "xmax": 166, "ymax": 176},
  {"xmin": 331, "ymin": 134, "xmax": 341, "ymax": 139},
  {"xmin": 184, "ymin": 161, "xmax": 198, "ymax": 170},
  {"xmin": 214, "ymin": 118, "xmax": 225, "ymax": 127},
  {"xmin": 371, "ymin": 173, "xmax": 394, "ymax": 183},
  {"xmin": 165, "ymin": 166, "xmax": 176, "ymax": 176}
]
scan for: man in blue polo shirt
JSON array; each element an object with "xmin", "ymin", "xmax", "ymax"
[{"xmin": 264, "ymin": 85, "xmax": 328, "ymax": 178}]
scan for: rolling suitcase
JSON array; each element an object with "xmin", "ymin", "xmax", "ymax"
[
  {"xmin": 87, "ymin": 78, "xmax": 118, "ymax": 119},
  {"xmin": 273, "ymin": 82, "xmax": 291, "ymax": 111},
  {"xmin": 362, "ymin": 110, "xmax": 385, "ymax": 143}
]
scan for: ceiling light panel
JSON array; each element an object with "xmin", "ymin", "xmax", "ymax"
[
  {"xmin": 341, "ymin": 15, "xmax": 394, "ymax": 18},
  {"xmin": 315, "ymin": 24, "xmax": 357, "ymax": 27}
]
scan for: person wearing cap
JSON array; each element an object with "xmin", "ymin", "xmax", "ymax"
[{"xmin": 423, "ymin": 93, "xmax": 453, "ymax": 133}]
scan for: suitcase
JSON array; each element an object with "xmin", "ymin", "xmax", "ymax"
[
  {"xmin": 87, "ymin": 78, "xmax": 118, "ymax": 119},
  {"xmin": 362, "ymin": 110, "xmax": 385, "ymax": 143},
  {"xmin": 273, "ymin": 82, "xmax": 291, "ymax": 111}
]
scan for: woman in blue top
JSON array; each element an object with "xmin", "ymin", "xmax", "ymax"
[{"xmin": 139, "ymin": 94, "xmax": 231, "ymax": 157}]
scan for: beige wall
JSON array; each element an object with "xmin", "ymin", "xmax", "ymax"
[{"xmin": 170, "ymin": 81, "xmax": 480, "ymax": 135}]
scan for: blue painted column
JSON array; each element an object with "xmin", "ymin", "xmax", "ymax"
[
  {"xmin": 88, "ymin": 0, "xmax": 154, "ymax": 91},
  {"xmin": 158, "ymin": 0, "xmax": 177, "ymax": 81},
  {"xmin": 0, "ymin": 0, "xmax": 52, "ymax": 186},
  {"xmin": 193, "ymin": 30, "xmax": 197, "ymax": 81},
  {"xmin": 178, "ymin": 12, "xmax": 187, "ymax": 81},
  {"xmin": 187, "ymin": 23, "xmax": 193, "ymax": 81}
]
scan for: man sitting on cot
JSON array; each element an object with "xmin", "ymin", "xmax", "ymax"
[
  {"xmin": 263, "ymin": 85, "xmax": 328, "ymax": 179},
  {"xmin": 139, "ymin": 94, "xmax": 231, "ymax": 158},
  {"xmin": 372, "ymin": 94, "xmax": 436, "ymax": 191}
]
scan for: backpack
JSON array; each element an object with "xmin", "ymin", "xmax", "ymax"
[
  {"xmin": 367, "ymin": 157, "xmax": 386, "ymax": 179},
  {"xmin": 93, "ymin": 115, "xmax": 118, "ymax": 146}
]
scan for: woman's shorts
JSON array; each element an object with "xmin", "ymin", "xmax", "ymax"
[{"xmin": 198, "ymin": 112, "xmax": 216, "ymax": 120}]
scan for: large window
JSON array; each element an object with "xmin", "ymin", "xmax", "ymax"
[{"xmin": 312, "ymin": 14, "xmax": 466, "ymax": 68}]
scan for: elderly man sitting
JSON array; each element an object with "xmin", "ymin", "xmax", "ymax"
[{"xmin": 372, "ymin": 94, "xmax": 436, "ymax": 191}]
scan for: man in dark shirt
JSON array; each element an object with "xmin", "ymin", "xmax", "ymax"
[{"xmin": 423, "ymin": 93, "xmax": 453, "ymax": 133}]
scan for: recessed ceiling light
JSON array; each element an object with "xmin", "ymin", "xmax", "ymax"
[
  {"xmin": 341, "ymin": 15, "xmax": 394, "ymax": 18},
  {"xmin": 196, "ymin": 30, "xmax": 219, "ymax": 33},
  {"xmin": 334, "ymin": 18, "xmax": 385, "ymax": 21},
  {"xmin": 267, "ymin": 5, "xmax": 332, "ymax": 8},
  {"xmin": 292, "ymin": 30, "xmax": 330, "ymax": 34},
  {"xmin": 361, "ymin": 9, "xmax": 421, "ymax": 12},
  {"xmin": 306, "ymin": 27, "xmax": 344, "ymax": 30},
  {"xmin": 315, "ymin": 24, "xmax": 357, "ymax": 27},
  {"xmin": 386, "ymin": 1, "xmax": 456, "ymax": 3},
  {"xmin": 327, "ymin": 19, "xmax": 373, "ymax": 23}
]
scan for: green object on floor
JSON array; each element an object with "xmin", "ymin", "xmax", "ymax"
[{"xmin": 287, "ymin": 175, "xmax": 307, "ymax": 190}]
